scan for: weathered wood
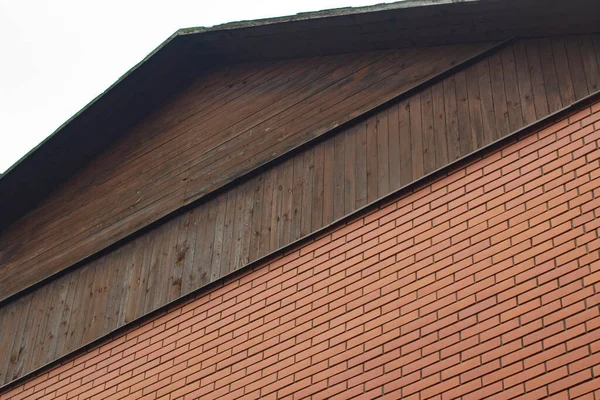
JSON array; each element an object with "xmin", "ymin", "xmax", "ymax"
[
  {"xmin": 3, "ymin": 34, "xmax": 600, "ymax": 388},
  {"xmin": 0, "ymin": 42, "xmax": 495, "ymax": 303}
]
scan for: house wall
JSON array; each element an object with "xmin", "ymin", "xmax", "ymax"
[
  {"xmin": 2, "ymin": 97, "xmax": 600, "ymax": 400},
  {"xmin": 1, "ymin": 34, "xmax": 600, "ymax": 387},
  {"xmin": 0, "ymin": 41, "xmax": 493, "ymax": 303}
]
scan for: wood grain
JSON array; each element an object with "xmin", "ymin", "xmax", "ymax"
[{"xmin": 1, "ymin": 35, "xmax": 599, "ymax": 387}]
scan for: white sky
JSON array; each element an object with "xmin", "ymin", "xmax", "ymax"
[{"xmin": 0, "ymin": 0, "xmax": 385, "ymax": 174}]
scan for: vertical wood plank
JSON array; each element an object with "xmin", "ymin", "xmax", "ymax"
[
  {"xmin": 552, "ymin": 36, "xmax": 577, "ymax": 106},
  {"xmin": 409, "ymin": 94, "xmax": 424, "ymax": 180},
  {"xmin": 366, "ymin": 115, "xmax": 379, "ymax": 203},
  {"xmin": 239, "ymin": 181, "xmax": 255, "ymax": 268},
  {"xmin": 301, "ymin": 148, "xmax": 315, "ymax": 237},
  {"xmin": 3, "ymin": 295, "xmax": 32, "ymax": 382},
  {"xmin": 220, "ymin": 189, "xmax": 238, "ymax": 276},
  {"xmin": 513, "ymin": 40, "xmax": 537, "ymax": 125},
  {"xmin": 291, "ymin": 154, "xmax": 305, "ymax": 242},
  {"xmin": 280, "ymin": 159, "xmax": 294, "ymax": 245},
  {"xmin": 230, "ymin": 184, "xmax": 248, "ymax": 271},
  {"xmin": 355, "ymin": 120, "xmax": 368, "ymax": 208},
  {"xmin": 578, "ymin": 35, "xmax": 600, "ymax": 94},
  {"xmin": 500, "ymin": 44, "xmax": 524, "ymax": 133},
  {"xmin": 124, "ymin": 234, "xmax": 154, "ymax": 324},
  {"xmin": 333, "ymin": 132, "xmax": 346, "ymax": 220},
  {"xmin": 525, "ymin": 39, "xmax": 550, "ymax": 120},
  {"xmin": 198, "ymin": 199, "xmax": 217, "ymax": 286},
  {"xmin": 432, "ymin": 81, "xmax": 449, "ymax": 169},
  {"xmin": 465, "ymin": 65, "xmax": 484, "ymax": 151},
  {"xmin": 388, "ymin": 103, "xmax": 402, "ymax": 190},
  {"xmin": 487, "ymin": 51, "xmax": 510, "ymax": 139},
  {"xmin": 322, "ymin": 138, "xmax": 335, "ymax": 225},
  {"xmin": 41, "ymin": 275, "xmax": 71, "ymax": 365},
  {"xmin": 23, "ymin": 282, "xmax": 53, "ymax": 373},
  {"xmin": 421, "ymin": 87, "xmax": 436, "ymax": 174},
  {"xmin": 565, "ymin": 36, "xmax": 590, "ymax": 100},
  {"xmin": 83, "ymin": 260, "xmax": 111, "ymax": 345},
  {"xmin": 168, "ymin": 214, "xmax": 189, "ymax": 301},
  {"xmin": 594, "ymin": 36, "xmax": 600, "ymax": 86},
  {"xmin": 311, "ymin": 144, "xmax": 325, "ymax": 232},
  {"xmin": 376, "ymin": 109, "xmax": 390, "ymax": 197},
  {"xmin": 258, "ymin": 169, "xmax": 275, "ymax": 258},
  {"xmin": 537, "ymin": 37, "xmax": 563, "ymax": 113},
  {"xmin": 249, "ymin": 174, "xmax": 265, "ymax": 262},
  {"xmin": 477, "ymin": 57, "xmax": 498, "ymax": 144},
  {"xmin": 270, "ymin": 163, "xmax": 284, "ymax": 251},
  {"xmin": 53, "ymin": 268, "xmax": 80, "ymax": 358},
  {"xmin": 210, "ymin": 197, "xmax": 228, "ymax": 283},
  {"xmin": 0, "ymin": 298, "xmax": 22, "ymax": 384},
  {"xmin": 179, "ymin": 206, "xmax": 200, "ymax": 296},
  {"xmin": 344, "ymin": 127, "xmax": 357, "ymax": 214},
  {"xmin": 398, "ymin": 99, "xmax": 413, "ymax": 186}
]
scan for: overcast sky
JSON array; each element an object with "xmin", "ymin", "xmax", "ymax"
[{"xmin": 0, "ymin": 0, "xmax": 384, "ymax": 174}]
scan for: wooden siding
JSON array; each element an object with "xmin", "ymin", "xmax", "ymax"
[
  {"xmin": 0, "ymin": 34, "xmax": 599, "ymax": 387},
  {"xmin": 0, "ymin": 41, "xmax": 494, "ymax": 302}
]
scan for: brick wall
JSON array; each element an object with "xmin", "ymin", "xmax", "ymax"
[{"xmin": 2, "ymin": 100, "xmax": 600, "ymax": 400}]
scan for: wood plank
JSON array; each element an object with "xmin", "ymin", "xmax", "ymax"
[
  {"xmin": 513, "ymin": 40, "xmax": 537, "ymax": 125},
  {"xmin": 168, "ymin": 212, "xmax": 190, "ymax": 301},
  {"xmin": 565, "ymin": 36, "xmax": 590, "ymax": 100},
  {"xmin": 442, "ymin": 77, "xmax": 460, "ymax": 162},
  {"xmin": 409, "ymin": 94, "xmax": 425, "ymax": 179},
  {"xmin": 476, "ymin": 56, "xmax": 498, "ymax": 144},
  {"xmin": 21, "ymin": 283, "xmax": 52, "ymax": 374},
  {"xmin": 421, "ymin": 87, "xmax": 436, "ymax": 174},
  {"xmin": 432, "ymin": 81, "xmax": 449, "ymax": 169},
  {"xmin": 487, "ymin": 51, "xmax": 510, "ymax": 139},
  {"xmin": 4, "ymin": 36, "xmax": 595, "ymax": 386},
  {"xmin": 552, "ymin": 36, "xmax": 577, "ymax": 107},
  {"xmin": 280, "ymin": 159, "xmax": 295, "ymax": 246},
  {"xmin": 40, "ymin": 276, "xmax": 70, "ymax": 366},
  {"xmin": 333, "ymin": 132, "xmax": 346, "ymax": 221},
  {"xmin": 354, "ymin": 120, "xmax": 368, "ymax": 208},
  {"xmin": 210, "ymin": 197, "xmax": 227, "ymax": 283},
  {"xmin": 537, "ymin": 37, "xmax": 563, "ymax": 113},
  {"xmin": 322, "ymin": 138, "xmax": 335, "ymax": 225},
  {"xmin": 179, "ymin": 206, "xmax": 200, "ymax": 296},
  {"xmin": 269, "ymin": 164, "xmax": 284, "ymax": 251},
  {"xmin": 594, "ymin": 36, "xmax": 600, "ymax": 89},
  {"xmin": 120, "ymin": 234, "xmax": 153, "ymax": 324},
  {"xmin": 197, "ymin": 199, "xmax": 217, "ymax": 287},
  {"xmin": 0, "ymin": 298, "xmax": 21, "ymax": 383},
  {"xmin": 376, "ymin": 108, "xmax": 390, "ymax": 197},
  {"xmin": 366, "ymin": 115, "xmax": 379, "ymax": 203},
  {"xmin": 238, "ymin": 181, "xmax": 255, "ymax": 268},
  {"xmin": 230, "ymin": 184, "xmax": 248, "ymax": 272},
  {"xmin": 219, "ymin": 189, "xmax": 238, "ymax": 277},
  {"xmin": 387, "ymin": 104, "xmax": 402, "ymax": 190},
  {"xmin": 52, "ymin": 268, "xmax": 80, "ymax": 359},
  {"xmin": 397, "ymin": 99, "xmax": 413, "ymax": 186},
  {"xmin": 291, "ymin": 154, "xmax": 305, "ymax": 242},
  {"xmin": 525, "ymin": 39, "xmax": 550, "ymax": 120},
  {"xmin": 249, "ymin": 175, "xmax": 265, "ymax": 261},
  {"xmin": 465, "ymin": 64, "xmax": 484, "ymax": 152},
  {"xmin": 3, "ymin": 295, "xmax": 32, "ymax": 382},
  {"xmin": 258, "ymin": 169, "xmax": 276, "ymax": 258},
  {"xmin": 0, "ymin": 42, "xmax": 496, "ymax": 304},
  {"xmin": 578, "ymin": 35, "xmax": 600, "ymax": 94},
  {"xmin": 500, "ymin": 44, "xmax": 525, "ymax": 133},
  {"xmin": 301, "ymin": 149, "xmax": 315, "ymax": 237}
]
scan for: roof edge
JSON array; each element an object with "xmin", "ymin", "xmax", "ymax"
[
  {"xmin": 0, "ymin": 29, "xmax": 182, "ymax": 179},
  {"xmin": 177, "ymin": 0, "xmax": 480, "ymax": 36}
]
